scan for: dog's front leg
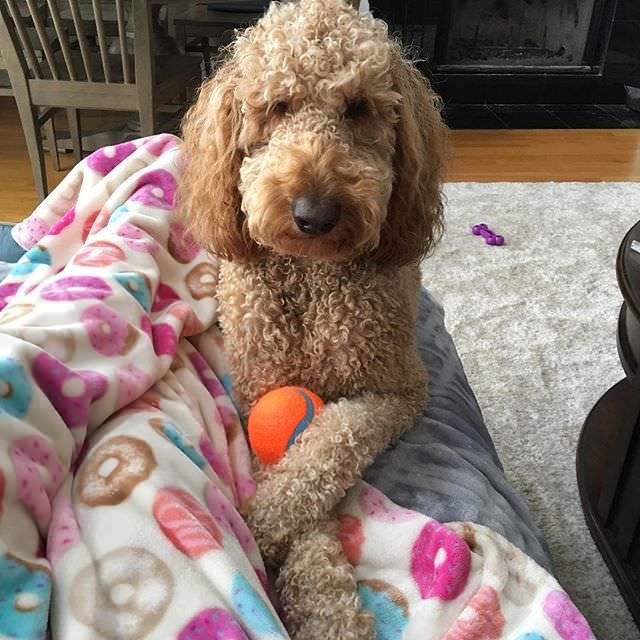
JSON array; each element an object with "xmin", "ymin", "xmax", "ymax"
[
  {"xmin": 277, "ymin": 516, "xmax": 375, "ymax": 640},
  {"xmin": 244, "ymin": 387, "xmax": 426, "ymax": 565}
]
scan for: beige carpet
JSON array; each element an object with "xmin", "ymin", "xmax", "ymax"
[{"xmin": 421, "ymin": 182, "xmax": 640, "ymax": 640}]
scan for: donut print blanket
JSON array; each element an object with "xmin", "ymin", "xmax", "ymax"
[{"xmin": 0, "ymin": 135, "xmax": 594, "ymax": 639}]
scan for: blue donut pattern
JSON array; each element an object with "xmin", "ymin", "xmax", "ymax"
[
  {"xmin": 516, "ymin": 634, "xmax": 546, "ymax": 640},
  {"xmin": 0, "ymin": 554, "xmax": 51, "ymax": 640},
  {"xmin": 357, "ymin": 581, "xmax": 409, "ymax": 640},
  {"xmin": 160, "ymin": 420, "xmax": 206, "ymax": 469},
  {"xmin": 108, "ymin": 205, "xmax": 130, "ymax": 226},
  {"xmin": 219, "ymin": 372, "xmax": 233, "ymax": 397},
  {"xmin": 10, "ymin": 246, "xmax": 52, "ymax": 277},
  {"xmin": 0, "ymin": 358, "xmax": 32, "ymax": 418},
  {"xmin": 114, "ymin": 272, "xmax": 152, "ymax": 311},
  {"xmin": 230, "ymin": 572, "xmax": 286, "ymax": 638}
]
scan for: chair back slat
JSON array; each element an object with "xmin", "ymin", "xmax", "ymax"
[
  {"xmin": 1, "ymin": 0, "xmax": 159, "ymax": 91},
  {"xmin": 25, "ymin": 0, "xmax": 59, "ymax": 79},
  {"xmin": 4, "ymin": 0, "xmax": 42, "ymax": 78},
  {"xmin": 115, "ymin": 0, "xmax": 130, "ymax": 83},
  {"xmin": 46, "ymin": 0, "xmax": 76, "ymax": 80},
  {"xmin": 66, "ymin": 0, "xmax": 94, "ymax": 81},
  {"xmin": 91, "ymin": 0, "xmax": 111, "ymax": 82}
]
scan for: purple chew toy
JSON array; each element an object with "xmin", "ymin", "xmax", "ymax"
[{"xmin": 472, "ymin": 223, "xmax": 504, "ymax": 246}]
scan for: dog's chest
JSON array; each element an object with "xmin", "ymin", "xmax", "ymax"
[{"xmin": 217, "ymin": 258, "xmax": 419, "ymax": 408}]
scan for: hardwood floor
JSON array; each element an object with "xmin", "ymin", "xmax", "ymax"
[
  {"xmin": 446, "ymin": 129, "xmax": 640, "ymax": 182},
  {"xmin": 1, "ymin": 97, "xmax": 639, "ymax": 223}
]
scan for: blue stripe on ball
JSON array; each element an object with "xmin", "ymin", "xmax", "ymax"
[{"xmin": 287, "ymin": 389, "xmax": 316, "ymax": 448}]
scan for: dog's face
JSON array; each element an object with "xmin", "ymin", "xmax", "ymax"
[
  {"xmin": 234, "ymin": 2, "xmax": 399, "ymax": 261},
  {"xmin": 181, "ymin": 0, "xmax": 446, "ymax": 266}
]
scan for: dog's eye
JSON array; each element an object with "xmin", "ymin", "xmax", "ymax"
[
  {"xmin": 269, "ymin": 101, "xmax": 290, "ymax": 117},
  {"xmin": 344, "ymin": 98, "xmax": 369, "ymax": 120}
]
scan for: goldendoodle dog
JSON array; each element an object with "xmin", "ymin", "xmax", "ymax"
[{"xmin": 180, "ymin": 0, "xmax": 447, "ymax": 637}]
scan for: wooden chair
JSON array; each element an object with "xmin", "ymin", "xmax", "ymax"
[
  {"xmin": 0, "ymin": 13, "xmax": 66, "ymax": 184},
  {"xmin": 0, "ymin": 0, "xmax": 201, "ymax": 201},
  {"xmin": 173, "ymin": 3, "xmax": 267, "ymax": 77}
]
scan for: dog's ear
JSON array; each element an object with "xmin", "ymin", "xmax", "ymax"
[
  {"xmin": 373, "ymin": 51, "xmax": 447, "ymax": 267},
  {"xmin": 179, "ymin": 61, "xmax": 257, "ymax": 261}
]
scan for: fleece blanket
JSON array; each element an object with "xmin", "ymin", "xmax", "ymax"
[{"xmin": 0, "ymin": 134, "xmax": 594, "ymax": 639}]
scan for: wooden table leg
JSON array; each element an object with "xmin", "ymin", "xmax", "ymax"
[{"xmin": 577, "ymin": 378, "xmax": 640, "ymax": 626}]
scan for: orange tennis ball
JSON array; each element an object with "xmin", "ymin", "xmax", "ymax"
[{"xmin": 248, "ymin": 386, "xmax": 324, "ymax": 465}]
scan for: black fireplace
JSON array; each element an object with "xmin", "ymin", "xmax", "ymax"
[
  {"xmin": 371, "ymin": 0, "xmax": 640, "ymax": 105},
  {"xmin": 440, "ymin": 0, "xmax": 609, "ymax": 72}
]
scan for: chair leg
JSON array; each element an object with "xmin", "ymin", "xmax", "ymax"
[
  {"xmin": 138, "ymin": 103, "xmax": 157, "ymax": 137},
  {"xmin": 42, "ymin": 116, "xmax": 61, "ymax": 171},
  {"xmin": 67, "ymin": 108, "xmax": 83, "ymax": 162},
  {"xmin": 133, "ymin": 0, "xmax": 157, "ymax": 137},
  {"xmin": 13, "ymin": 94, "xmax": 47, "ymax": 201}
]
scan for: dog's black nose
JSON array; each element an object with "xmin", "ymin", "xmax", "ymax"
[{"xmin": 292, "ymin": 196, "xmax": 340, "ymax": 235}]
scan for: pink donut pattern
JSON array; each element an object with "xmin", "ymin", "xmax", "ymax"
[
  {"xmin": 143, "ymin": 133, "xmax": 179, "ymax": 157},
  {"xmin": 117, "ymin": 222, "xmax": 159, "ymax": 255},
  {"xmin": 140, "ymin": 314, "xmax": 153, "ymax": 341},
  {"xmin": 131, "ymin": 169, "xmax": 177, "ymax": 210},
  {"xmin": 189, "ymin": 352, "xmax": 228, "ymax": 400},
  {"xmin": 411, "ymin": 521, "xmax": 471, "ymax": 601},
  {"xmin": 80, "ymin": 207, "xmax": 112, "ymax": 243},
  {"xmin": 199, "ymin": 434, "xmax": 234, "ymax": 490},
  {"xmin": 86, "ymin": 141, "xmax": 137, "ymax": 176},
  {"xmin": 544, "ymin": 591, "xmax": 596, "ymax": 640},
  {"xmin": 359, "ymin": 485, "xmax": 417, "ymax": 523},
  {"xmin": 81, "ymin": 210, "xmax": 100, "ymax": 241},
  {"xmin": 47, "ymin": 493, "xmax": 81, "ymax": 566},
  {"xmin": 205, "ymin": 482, "xmax": 257, "ymax": 553},
  {"xmin": 116, "ymin": 364, "xmax": 152, "ymax": 408},
  {"xmin": 48, "ymin": 208, "xmax": 75, "ymax": 236},
  {"xmin": 81, "ymin": 304, "xmax": 138, "ymax": 357},
  {"xmin": 41, "ymin": 276, "xmax": 112, "ymax": 302},
  {"xmin": 73, "ymin": 241, "xmax": 125, "ymax": 267},
  {"xmin": 0, "ymin": 282, "xmax": 22, "ymax": 311},
  {"xmin": 168, "ymin": 223, "xmax": 200, "ymax": 264},
  {"xmin": 10, "ymin": 435, "xmax": 64, "ymax": 529},
  {"xmin": 234, "ymin": 474, "xmax": 257, "ymax": 510},
  {"xmin": 151, "ymin": 322, "xmax": 178, "ymax": 357},
  {"xmin": 178, "ymin": 608, "xmax": 249, "ymax": 640},
  {"xmin": 167, "ymin": 302, "xmax": 204, "ymax": 336},
  {"xmin": 151, "ymin": 282, "xmax": 180, "ymax": 312},
  {"xmin": 76, "ymin": 368, "xmax": 108, "ymax": 403},
  {"xmin": 13, "ymin": 215, "xmax": 49, "ymax": 249},
  {"xmin": 338, "ymin": 514, "xmax": 365, "ymax": 566},
  {"xmin": 443, "ymin": 586, "xmax": 505, "ymax": 640},
  {"xmin": 153, "ymin": 487, "xmax": 222, "ymax": 558},
  {"xmin": 32, "ymin": 353, "xmax": 103, "ymax": 429}
]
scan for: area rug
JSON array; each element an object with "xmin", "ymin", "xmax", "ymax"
[{"xmin": 421, "ymin": 182, "xmax": 640, "ymax": 640}]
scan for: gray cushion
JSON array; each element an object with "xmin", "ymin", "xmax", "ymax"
[
  {"xmin": 364, "ymin": 289, "xmax": 553, "ymax": 573},
  {"xmin": 0, "ymin": 224, "xmax": 25, "ymax": 264}
]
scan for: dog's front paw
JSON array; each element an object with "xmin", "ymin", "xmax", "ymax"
[{"xmin": 243, "ymin": 481, "xmax": 299, "ymax": 566}]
